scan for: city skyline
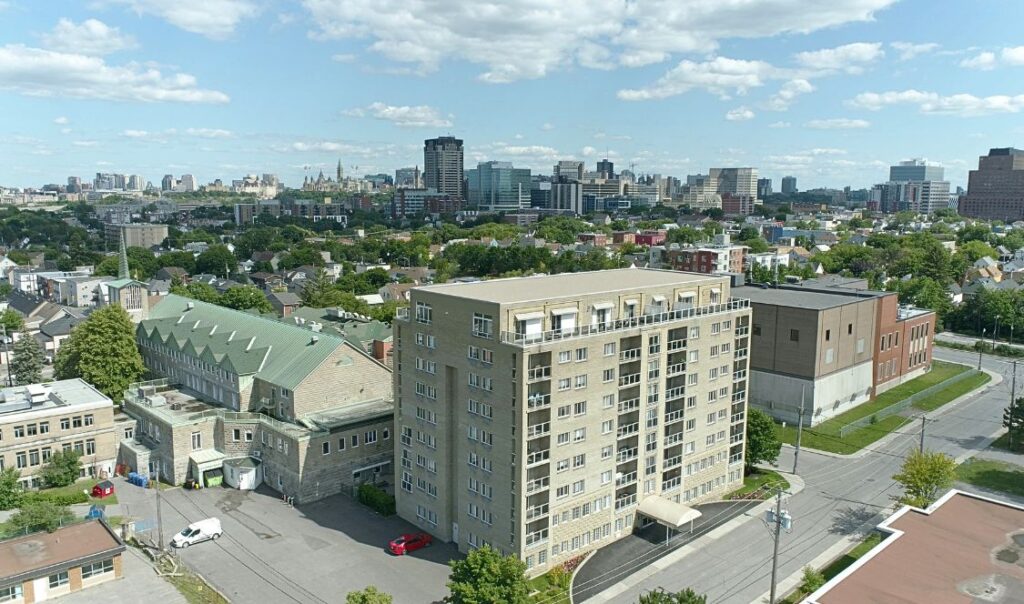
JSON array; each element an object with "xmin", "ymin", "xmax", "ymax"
[{"xmin": 2, "ymin": 1, "xmax": 1023, "ymax": 189}]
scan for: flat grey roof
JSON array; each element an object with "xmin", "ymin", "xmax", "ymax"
[
  {"xmin": 415, "ymin": 268, "xmax": 722, "ymax": 304},
  {"xmin": 735, "ymin": 285, "xmax": 877, "ymax": 310}
]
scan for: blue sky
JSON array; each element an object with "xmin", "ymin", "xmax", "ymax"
[{"xmin": 1, "ymin": 0, "xmax": 1022, "ymax": 190}]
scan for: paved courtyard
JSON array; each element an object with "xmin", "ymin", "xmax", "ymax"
[
  {"xmin": 59, "ymin": 547, "xmax": 186, "ymax": 604},
  {"xmin": 113, "ymin": 478, "xmax": 458, "ymax": 604}
]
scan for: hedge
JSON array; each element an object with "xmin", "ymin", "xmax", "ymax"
[
  {"xmin": 357, "ymin": 483, "xmax": 396, "ymax": 516},
  {"xmin": 22, "ymin": 491, "xmax": 89, "ymax": 506}
]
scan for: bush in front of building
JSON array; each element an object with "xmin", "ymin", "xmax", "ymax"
[
  {"xmin": 22, "ymin": 490, "xmax": 89, "ymax": 506},
  {"xmin": 39, "ymin": 450, "xmax": 83, "ymax": 489},
  {"xmin": 357, "ymin": 483, "xmax": 395, "ymax": 516}
]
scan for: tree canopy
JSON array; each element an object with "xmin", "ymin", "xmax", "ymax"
[
  {"xmin": 446, "ymin": 545, "xmax": 529, "ymax": 604},
  {"xmin": 892, "ymin": 450, "xmax": 956, "ymax": 508},
  {"xmin": 54, "ymin": 305, "xmax": 145, "ymax": 403},
  {"xmin": 10, "ymin": 328, "xmax": 44, "ymax": 385},
  {"xmin": 745, "ymin": 408, "xmax": 782, "ymax": 470}
]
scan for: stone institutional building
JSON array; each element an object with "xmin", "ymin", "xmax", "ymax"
[
  {"xmin": 119, "ymin": 294, "xmax": 395, "ymax": 503},
  {"xmin": 393, "ymin": 268, "xmax": 752, "ymax": 574}
]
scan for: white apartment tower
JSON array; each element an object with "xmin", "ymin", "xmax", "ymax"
[{"xmin": 393, "ymin": 269, "xmax": 752, "ymax": 574}]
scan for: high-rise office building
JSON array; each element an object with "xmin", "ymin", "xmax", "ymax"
[
  {"xmin": 466, "ymin": 161, "xmax": 532, "ymax": 212},
  {"xmin": 710, "ymin": 168, "xmax": 758, "ymax": 199},
  {"xmin": 757, "ymin": 178, "xmax": 773, "ymax": 199},
  {"xmin": 889, "ymin": 159, "xmax": 945, "ymax": 182},
  {"xmin": 553, "ymin": 161, "xmax": 585, "ymax": 182},
  {"xmin": 596, "ymin": 159, "xmax": 615, "ymax": 179},
  {"xmin": 961, "ymin": 148, "xmax": 1024, "ymax": 221},
  {"xmin": 67, "ymin": 176, "xmax": 82, "ymax": 194},
  {"xmin": 781, "ymin": 176, "xmax": 797, "ymax": 194},
  {"xmin": 396, "ymin": 167, "xmax": 422, "ymax": 188},
  {"xmin": 179, "ymin": 174, "xmax": 197, "ymax": 192},
  {"xmin": 393, "ymin": 269, "xmax": 752, "ymax": 574},
  {"xmin": 161, "ymin": 175, "xmax": 174, "ymax": 191},
  {"xmin": 876, "ymin": 160, "xmax": 950, "ymax": 215},
  {"xmin": 424, "ymin": 137, "xmax": 464, "ymax": 199}
]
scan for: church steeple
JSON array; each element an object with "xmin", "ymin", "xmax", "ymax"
[
  {"xmin": 337, "ymin": 159, "xmax": 343, "ymax": 182},
  {"xmin": 118, "ymin": 231, "xmax": 129, "ymax": 280}
]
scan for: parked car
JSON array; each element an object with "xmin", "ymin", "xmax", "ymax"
[
  {"xmin": 388, "ymin": 532, "xmax": 432, "ymax": 555},
  {"xmin": 171, "ymin": 518, "xmax": 223, "ymax": 548}
]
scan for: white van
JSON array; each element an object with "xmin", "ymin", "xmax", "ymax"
[{"xmin": 171, "ymin": 518, "xmax": 223, "ymax": 548}]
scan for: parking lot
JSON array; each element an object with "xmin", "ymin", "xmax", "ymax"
[{"xmin": 114, "ymin": 478, "xmax": 458, "ymax": 604}]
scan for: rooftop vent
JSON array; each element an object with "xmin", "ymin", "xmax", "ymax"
[{"xmin": 310, "ymin": 335, "xmax": 319, "ymax": 345}]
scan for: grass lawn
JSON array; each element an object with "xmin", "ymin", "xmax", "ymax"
[
  {"xmin": 156, "ymin": 557, "xmax": 230, "ymax": 604},
  {"xmin": 989, "ymin": 432, "xmax": 1024, "ymax": 454},
  {"xmin": 780, "ymin": 532, "xmax": 884, "ymax": 603},
  {"xmin": 956, "ymin": 458, "xmax": 1024, "ymax": 499},
  {"xmin": 775, "ymin": 361, "xmax": 984, "ymax": 455},
  {"xmin": 727, "ymin": 468, "xmax": 791, "ymax": 500},
  {"xmin": 527, "ymin": 569, "xmax": 570, "ymax": 604},
  {"xmin": 40, "ymin": 478, "xmax": 119, "ymax": 505}
]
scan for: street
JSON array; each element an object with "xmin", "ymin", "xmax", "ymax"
[{"xmin": 587, "ymin": 348, "xmax": 1016, "ymax": 603}]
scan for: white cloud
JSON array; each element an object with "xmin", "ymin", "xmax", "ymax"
[
  {"xmin": 345, "ymin": 101, "xmax": 452, "ymax": 128},
  {"xmin": 185, "ymin": 127, "xmax": 232, "ymax": 138},
  {"xmin": 0, "ymin": 44, "xmax": 229, "ymax": 103},
  {"xmin": 767, "ymin": 78, "xmax": 814, "ymax": 110},
  {"xmin": 581, "ymin": 145, "xmax": 597, "ymax": 157},
  {"xmin": 725, "ymin": 106, "xmax": 755, "ymax": 121},
  {"xmin": 53, "ymin": 116, "xmax": 69, "ymax": 124},
  {"xmin": 848, "ymin": 89, "xmax": 1024, "ymax": 116},
  {"xmin": 121, "ymin": 129, "xmax": 149, "ymax": 137},
  {"xmin": 808, "ymin": 147, "xmax": 847, "ymax": 155},
  {"xmin": 107, "ymin": 0, "xmax": 259, "ymax": 39},
  {"xmin": 1003, "ymin": 46, "xmax": 1024, "ymax": 65},
  {"xmin": 301, "ymin": 0, "xmax": 895, "ymax": 83},
  {"xmin": 60, "ymin": 127, "xmax": 72, "ymax": 134},
  {"xmin": 805, "ymin": 118, "xmax": 870, "ymax": 129},
  {"xmin": 890, "ymin": 41, "xmax": 938, "ymax": 61},
  {"xmin": 41, "ymin": 18, "xmax": 137, "ymax": 55},
  {"xmin": 768, "ymin": 121, "xmax": 791, "ymax": 128},
  {"xmin": 72, "ymin": 140, "xmax": 98, "ymax": 147},
  {"xmin": 960, "ymin": 51, "xmax": 996, "ymax": 70},
  {"xmin": 794, "ymin": 42, "xmax": 884, "ymax": 73},
  {"xmin": 618, "ymin": 56, "xmax": 776, "ymax": 100},
  {"xmin": 331, "ymin": 53, "xmax": 356, "ymax": 63},
  {"xmin": 541, "ymin": 123, "xmax": 555, "ymax": 131}
]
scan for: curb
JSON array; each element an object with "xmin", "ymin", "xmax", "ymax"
[{"xmin": 581, "ymin": 473, "xmax": 806, "ymax": 603}]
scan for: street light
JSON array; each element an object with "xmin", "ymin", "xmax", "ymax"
[{"xmin": 994, "ymin": 315, "xmax": 1001, "ymax": 350}]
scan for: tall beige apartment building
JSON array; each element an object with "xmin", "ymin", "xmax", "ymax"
[{"xmin": 393, "ymin": 269, "xmax": 751, "ymax": 574}]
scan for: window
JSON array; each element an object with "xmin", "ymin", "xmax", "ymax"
[
  {"xmin": 575, "ymin": 347, "xmax": 588, "ymax": 361},
  {"xmin": 351, "ymin": 434, "xmax": 359, "ymax": 447},
  {"xmin": 49, "ymin": 571, "xmax": 69, "ymax": 589},
  {"xmin": 322, "ymin": 442, "xmax": 330, "ymax": 455},
  {"xmin": 191, "ymin": 432, "xmax": 202, "ymax": 450},
  {"xmin": 689, "ymin": 326, "xmax": 700, "ymax": 339},
  {"xmin": 415, "ymin": 302, "xmax": 432, "ymax": 324},
  {"xmin": 338, "ymin": 437, "xmax": 346, "ymax": 451},
  {"xmin": 825, "ymin": 329, "xmax": 831, "ymax": 342},
  {"xmin": 601, "ymin": 470, "xmax": 613, "ymax": 485},
  {"xmin": 16, "ymin": 452, "xmax": 26, "ymax": 468},
  {"xmin": 789, "ymin": 329, "xmax": 799, "ymax": 342},
  {"xmin": 416, "ymin": 407, "xmax": 437, "ymax": 424},
  {"xmin": 556, "ymin": 485, "xmax": 570, "ymax": 499},
  {"xmin": 86, "ymin": 439, "xmax": 95, "ymax": 455},
  {"xmin": 558, "ymin": 378, "xmax": 571, "ymax": 391},
  {"xmin": 558, "ymin": 350, "xmax": 572, "ymax": 363},
  {"xmin": 13, "ymin": 426, "xmax": 23, "ymax": 438},
  {"xmin": 245, "ymin": 430, "xmax": 253, "ymax": 442},
  {"xmin": 365, "ymin": 430, "xmax": 378, "ymax": 444},
  {"xmin": 0, "ymin": 585, "xmax": 22, "ymax": 602},
  {"xmin": 572, "ymin": 479, "xmax": 585, "ymax": 494},
  {"xmin": 601, "ymin": 445, "xmax": 613, "ymax": 460},
  {"xmin": 416, "ymin": 357, "xmax": 437, "ymax": 374},
  {"xmin": 603, "ymin": 342, "xmax": 616, "ymax": 356},
  {"xmin": 707, "ymin": 412, "xmax": 716, "ymax": 425},
  {"xmin": 685, "ymin": 419, "xmax": 696, "ymax": 431},
  {"xmin": 41, "ymin": 448, "xmax": 51, "ymax": 462},
  {"xmin": 60, "ymin": 418, "xmax": 70, "ymax": 430},
  {"xmin": 603, "ymin": 368, "xmax": 615, "ymax": 383},
  {"xmin": 72, "ymin": 416, "xmax": 83, "ymax": 428},
  {"xmin": 556, "ymin": 432, "xmax": 570, "ymax": 445},
  {"xmin": 689, "ymin": 350, "xmax": 699, "ymax": 362},
  {"xmin": 81, "ymin": 558, "xmax": 114, "ymax": 579},
  {"xmin": 415, "ymin": 332, "xmax": 436, "ymax": 348},
  {"xmin": 573, "ymin": 401, "xmax": 587, "ymax": 416},
  {"xmin": 602, "ymin": 394, "xmax": 615, "ymax": 408},
  {"xmin": 556, "ymin": 459, "xmax": 570, "ymax": 472},
  {"xmin": 472, "ymin": 313, "xmax": 494, "ymax": 338},
  {"xmin": 688, "ymin": 373, "xmax": 698, "ymax": 386},
  {"xmin": 468, "ymin": 399, "xmax": 493, "ymax": 419},
  {"xmin": 648, "ymin": 334, "xmax": 661, "ymax": 355},
  {"xmin": 602, "ymin": 420, "xmax": 614, "ymax": 434},
  {"xmin": 232, "ymin": 429, "xmax": 241, "ymax": 442},
  {"xmin": 26, "ymin": 424, "xmax": 37, "ymax": 436},
  {"xmin": 84, "ymin": 414, "xmax": 94, "ymax": 426},
  {"xmin": 710, "ymin": 344, "xmax": 719, "ymax": 357},
  {"xmin": 574, "ymin": 375, "xmax": 587, "ymax": 389},
  {"xmin": 29, "ymin": 450, "xmax": 40, "ymax": 466},
  {"xmin": 573, "ymin": 454, "xmax": 586, "ymax": 468},
  {"xmin": 557, "ymin": 404, "xmax": 571, "ymax": 419},
  {"xmin": 573, "ymin": 428, "xmax": 586, "ymax": 442}
]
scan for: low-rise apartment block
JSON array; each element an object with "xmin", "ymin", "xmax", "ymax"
[
  {"xmin": 0, "ymin": 380, "xmax": 121, "ymax": 489},
  {"xmin": 393, "ymin": 268, "xmax": 752, "ymax": 575}
]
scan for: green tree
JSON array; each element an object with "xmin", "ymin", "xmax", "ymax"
[
  {"xmin": 171, "ymin": 281, "xmax": 222, "ymax": 304},
  {"xmin": 800, "ymin": 566, "xmax": 826, "ymax": 594},
  {"xmin": 54, "ymin": 305, "xmax": 145, "ymax": 404},
  {"xmin": 1003, "ymin": 397, "xmax": 1024, "ymax": 452},
  {"xmin": 446, "ymin": 545, "xmax": 529, "ymax": 604},
  {"xmin": 745, "ymin": 408, "xmax": 782, "ymax": 471},
  {"xmin": 300, "ymin": 269, "xmax": 337, "ymax": 307},
  {"xmin": 892, "ymin": 450, "xmax": 957, "ymax": 508},
  {"xmin": 346, "ymin": 586, "xmax": 393, "ymax": 604},
  {"xmin": 39, "ymin": 449, "xmax": 83, "ymax": 488},
  {"xmin": 0, "ymin": 308, "xmax": 24, "ymax": 334},
  {"xmin": 219, "ymin": 286, "xmax": 273, "ymax": 313},
  {"xmin": 0, "ymin": 467, "xmax": 22, "ymax": 510},
  {"xmin": 638, "ymin": 587, "xmax": 707, "ymax": 604},
  {"xmin": 10, "ymin": 328, "xmax": 44, "ymax": 385},
  {"xmin": 195, "ymin": 244, "xmax": 237, "ymax": 277},
  {"xmin": 8, "ymin": 498, "xmax": 74, "ymax": 534}
]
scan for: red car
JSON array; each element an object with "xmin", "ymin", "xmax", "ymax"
[{"xmin": 388, "ymin": 532, "xmax": 432, "ymax": 555}]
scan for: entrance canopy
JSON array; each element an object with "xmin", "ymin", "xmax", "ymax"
[
  {"xmin": 638, "ymin": 496, "xmax": 702, "ymax": 529},
  {"xmin": 189, "ymin": 449, "xmax": 225, "ymax": 473}
]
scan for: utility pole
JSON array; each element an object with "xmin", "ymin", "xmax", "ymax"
[
  {"xmin": 979, "ymin": 328, "xmax": 986, "ymax": 370},
  {"xmin": 919, "ymin": 415, "xmax": 927, "ymax": 453},
  {"xmin": 1, "ymin": 325, "xmax": 11, "ymax": 387},
  {"xmin": 793, "ymin": 386, "xmax": 805, "ymax": 474},
  {"xmin": 155, "ymin": 463, "xmax": 165, "ymax": 551},
  {"xmin": 768, "ymin": 487, "xmax": 785, "ymax": 604}
]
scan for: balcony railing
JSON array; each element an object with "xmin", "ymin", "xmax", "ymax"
[
  {"xmin": 729, "ymin": 453, "xmax": 743, "ymax": 465},
  {"xmin": 666, "ymin": 339, "xmax": 686, "ymax": 352},
  {"xmin": 396, "ymin": 307, "xmax": 410, "ymax": 321},
  {"xmin": 730, "ymin": 432, "xmax": 744, "ymax": 444},
  {"xmin": 665, "ymin": 386, "xmax": 686, "ymax": 402},
  {"xmin": 662, "ymin": 477, "xmax": 682, "ymax": 491},
  {"xmin": 734, "ymin": 348, "xmax": 749, "ymax": 360},
  {"xmin": 527, "ymin": 422, "xmax": 550, "ymax": 439},
  {"xmin": 526, "ymin": 450, "xmax": 550, "ymax": 466},
  {"xmin": 619, "ymin": 373, "xmax": 641, "ymax": 387},
  {"xmin": 617, "ymin": 423, "xmax": 639, "ymax": 438},
  {"xmin": 620, "ymin": 348, "xmax": 641, "ymax": 361},
  {"xmin": 526, "ymin": 477, "xmax": 549, "ymax": 494},
  {"xmin": 527, "ymin": 366, "xmax": 551, "ymax": 382},
  {"xmin": 525, "ymin": 504, "xmax": 549, "ymax": 522},
  {"xmin": 664, "ymin": 455, "xmax": 682, "ymax": 469},
  {"xmin": 615, "ymin": 494, "xmax": 637, "ymax": 511},
  {"xmin": 735, "ymin": 326, "xmax": 749, "ymax": 336},
  {"xmin": 666, "ymin": 362, "xmax": 687, "ymax": 377},
  {"xmin": 665, "ymin": 410, "xmax": 684, "ymax": 424},
  {"xmin": 527, "ymin": 393, "xmax": 551, "ymax": 410},
  {"xmin": 616, "ymin": 471, "xmax": 638, "ymax": 487},
  {"xmin": 732, "ymin": 412, "xmax": 745, "ymax": 424},
  {"xmin": 616, "ymin": 447, "xmax": 638, "ymax": 463},
  {"xmin": 525, "ymin": 529, "xmax": 549, "ymax": 547},
  {"xmin": 733, "ymin": 370, "xmax": 748, "ymax": 382},
  {"xmin": 732, "ymin": 392, "xmax": 746, "ymax": 403},
  {"xmin": 617, "ymin": 398, "xmax": 640, "ymax": 413},
  {"xmin": 664, "ymin": 432, "xmax": 684, "ymax": 446},
  {"xmin": 500, "ymin": 299, "xmax": 751, "ymax": 346}
]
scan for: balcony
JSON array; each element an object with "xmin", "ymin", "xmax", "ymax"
[
  {"xmin": 526, "ymin": 477, "xmax": 549, "ymax": 494},
  {"xmin": 616, "ymin": 447, "xmax": 638, "ymax": 463},
  {"xmin": 665, "ymin": 386, "xmax": 686, "ymax": 402},
  {"xmin": 666, "ymin": 362, "xmax": 687, "ymax": 377},
  {"xmin": 527, "ymin": 366, "xmax": 551, "ymax": 382},
  {"xmin": 617, "ymin": 423, "xmax": 639, "ymax": 438},
  {"xmin": 527, "ymin": 393, "xmax": 551, "ymax": 410},
  {"xmin": 664, "ymin": 432, "xmax": 684, "ymax": 446},
  {"xmin": 525, "ymin": 529, "xmax": 549, "ymax": 547},
  {"xmin": 733, "ymin": 370, "xmax": 748, "ymax": 382},
  {"xmin": 526, "ymin": 450, "xmax": 550, "ymax": 466},
  {"xmin": 662, "ymin": 476, "xmax": 682, "ymax": 491},
  {"xmin": 663, "ymin": 455, "xmax": 682, "ymax": 469},
  {"xmin": 617, "ymin": 398, "xmax": 640, "ymax": 413},
  {"xmin": 619, "ymin": 373, "xmax": 641, "ymax": 387},
  {"xmin": 729, "ymin": 452, "xmax": 744, "ymax": 465},
  {"xmin": 395, "ymin": 307, "xmax": 410, "ymax": 321},
  {"xmin": 525, "ymin": 503, "xmax": 550, "ymax": 522},
  {"xmin": 665, "ymin": 410, "xmax": 684, "ymax": 424},
  {"xmin": 527, "ymin": 422, "xmax": 550, "ymax": 439},
  {"xmin": 730, "ymin": 432, "xmax": 744, "ymax": 444},
  {"xmin": 499, "ymin": 299, "xmax": 751, "ymax": 346},
  {"xmin": 616, "ymin": 471, "xmax": 638, "ymax": 487},
  {"xmin": 666, "ymin": 339, "xmax": 686, "ymax": 352},
  {"xmin": 735, "ymin": 348, "xmax": 749, "ymax": 360},
  {"xmin": 615, "ymin": 494, "xmax": 638, "ymax": 511},
  {"xmin": 732, "ymin": 391, "xmax": 746, "ymax": 403},
  {"xmin": 735, "ymin": 326, "xmax": 749, "ymax": 336},
  {"xmin": 619, "ymin": 348, "xmax": 641, "ymax": 362},
  {"xmin": 731, "ymin": 412, "xmax": 745, "ymax": 424}
]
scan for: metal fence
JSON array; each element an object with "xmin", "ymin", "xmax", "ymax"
[{"xmin": 838, "ymin": 367, "xmax": 981, "ymax": 438}]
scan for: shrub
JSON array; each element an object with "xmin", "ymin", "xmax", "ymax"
[
  {"xmin": 800, "ymin": 566, "xmax": 825, "ymax": 594},
  {"xmin": 357, "ymin": 483, "xmax": 396, "ymax": 516},
  {"xmin": 23, "ymin": 490, "xmax": 89, "ymax": 506}
]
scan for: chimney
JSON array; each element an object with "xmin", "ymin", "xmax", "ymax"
[{"xmin": 310, "ymin": 335, "xmax": 319, "ymax": 345}]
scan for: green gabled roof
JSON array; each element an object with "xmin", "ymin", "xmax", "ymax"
[{"xmin": 140, "ymin": 294, "xmax": 347, "ymax": 390}]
